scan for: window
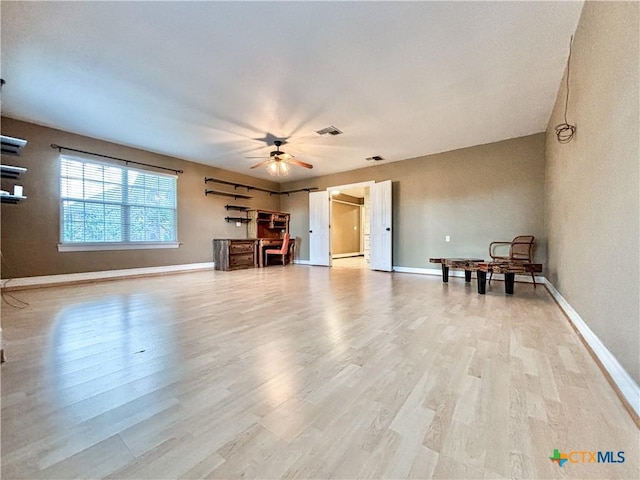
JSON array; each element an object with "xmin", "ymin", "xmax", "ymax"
[{"xmin": 59, "ymin": 156, "xmax": 178, "ymax": 251}]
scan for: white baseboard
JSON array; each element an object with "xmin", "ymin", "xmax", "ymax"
[
  {"xmin": 293, "ymin": 259, "xmax": 311, "ymax": 265},
  {"xmin": 544, "ymin": 281, "xmax": 639, "ymax": 421},
  {"xmin": 1, "ymin": 262, "xmax": 215, "ymax": 291},
  {"xmin": 393, "ymin": 266, "xmax": 440, "ymax": 276},
  {"xmin": 392, "ymin": 266, "xmax": 543, "ymax": 284}
]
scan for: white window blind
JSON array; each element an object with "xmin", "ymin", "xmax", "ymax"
[{"xmin": 60, "ymin": 156, "xmax": 177, "ymax": 247}]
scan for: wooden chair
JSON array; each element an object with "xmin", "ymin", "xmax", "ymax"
[
  {"xmin": 264, "ymin": 233, "xmax": 291, "ymax": 266},
  {"xmin": 489, "ymin": 235, "xmax": 536, "ymax": 286}
]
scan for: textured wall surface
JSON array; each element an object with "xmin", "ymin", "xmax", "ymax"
[
  {"xmin": 545, "ymin": 1, "xmax": 639, "ymax": 382},
  {"xmin": 281, "ymin": 134, "xmax": 546, "ymax": 268},
  {"xmin": 0, "ymin": 118, "xmax": 281, "ymax": 278}
]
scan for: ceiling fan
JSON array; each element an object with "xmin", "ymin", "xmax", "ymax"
[{"xmin": 247, "ymin": 140, "xmax": 313, "ymax": 176}]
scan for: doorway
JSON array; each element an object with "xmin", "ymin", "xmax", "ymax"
[
  {"xmin": 309, "ymin": 180, "xmax": 392, "ymax": 271},
  {"xmin": 330, "ymin": 185, "xmax": 369, "ymax": 269}
]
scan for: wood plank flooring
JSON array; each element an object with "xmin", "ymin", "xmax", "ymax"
[{"xmin": 1, "ymin": 264, "xmax": 638, "ymax": 479}]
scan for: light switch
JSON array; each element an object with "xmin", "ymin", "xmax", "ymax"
[{"xmin": 445, "ymin": 235, "xmax": 450, "ymax": 242}]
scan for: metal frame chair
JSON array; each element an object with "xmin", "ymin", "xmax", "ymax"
[{"xmin": 489, "ymin": 235, "xmax": 536, "ymax": 287}]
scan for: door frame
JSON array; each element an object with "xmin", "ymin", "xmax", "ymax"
[
  {"xmin": 330, "ymin": 198, "xmax": 364, "ymax": 257},
  {"xmin": 326, "ymin": 180, "xmax": 374, "ymax": 266}
]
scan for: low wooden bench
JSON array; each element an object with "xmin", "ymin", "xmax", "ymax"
[
  {"xmin": 476, "ymin": 261, "xmax": 542, "ymax": 294},
  {"xmin": 429, "ymin": 258, "xmax": 484, "ymax": 283},
  {"xmin": 429, "ymin": 258, "xmax": 542, "ymax": 295}
]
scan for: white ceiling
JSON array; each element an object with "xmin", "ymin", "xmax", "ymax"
[{"xmin": 0, "ymin": 1, "xmax": 583, "ymax": 183}]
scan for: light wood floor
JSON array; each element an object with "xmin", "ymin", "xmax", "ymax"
[{"xmin": 1, "ymin": 266, "xmax": 637, "ymax": 479}]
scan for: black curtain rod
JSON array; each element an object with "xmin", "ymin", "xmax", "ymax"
[{"xmin": 50, "ymin": 144, "xmax": 183, "ymax": 174}]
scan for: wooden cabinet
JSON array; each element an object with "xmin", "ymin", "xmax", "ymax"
[
  {"xmin": 248, "ymin": 209, "xmax": 290, "ymax": 239},
  {"xmin": 214, "ymin": 210, "xmax": 291, "ymax": 271},
  {"xmin": 213, "ymin": 239, "xmax": 257, "ymax": 271}
]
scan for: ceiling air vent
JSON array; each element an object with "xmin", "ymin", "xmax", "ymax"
[
  {"xmin": 316, "ymin": 125, "xmax": 342, "ymax": 136},
  {"xmin": 1, "ymin": 135, "xmax": 28, "ymax": 156},
  {"xmin": 365, "ymin": 155, "xmax": 385, "ymax": 162}
]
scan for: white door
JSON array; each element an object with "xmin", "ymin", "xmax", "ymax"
[
  {"xmin": 309, "ymin": 190, "xmax": 331, "ymax": 266},
  {"xmin": 369, "ymin": 180, "xmax": 393, "ymax": 271}
]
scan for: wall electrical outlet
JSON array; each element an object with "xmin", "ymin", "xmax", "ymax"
[
  {"xmin": 236, "ymin": 222, "xmax": 242, "ymax": 227},
  {"xmin": 445, "ymin": 235, "xmax": 450, "ymax": 242}
]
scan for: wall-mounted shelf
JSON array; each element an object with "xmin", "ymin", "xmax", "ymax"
[
  {"xmin": 278, "ymin": 188, "xmax": 320, "ymax": 196},
  {"xmin": 1, "ymin": 136, "xmax": 29, "ymax": 205},
  {"xmin": 1, "ymin": 135, "xmax": 27, "ymax": 157},
  {"xmin": 1, "ymin": 194, "xmax": 27, "ymax": 204},
  {"xmin": 1, "ymin": 164, "xmax": 27, "ymax": 204},
  {"xmin": 224, "ymin": 205, "xmax": 250, "ymax": 224},
  {"xmin": 225, "ymin": 216, "xmax": 251, "ymax": 223},
  {"xmin": 225, "ymin": 204, "xmax": 250, "ymax": 211},
  {"xmin": 204, "ymin": 177, "xmax": 318, "ymax": 196},
  {"xmin": 205, "ymin": 177, "xmax": 272, "ymax": 194},
  {"xmin": 204, "ymin": 189, "xmax": 252, "ymax": 200},
  {"xmin": 1, "ymin": 165, "xmax": 27, "ymax": 179}
]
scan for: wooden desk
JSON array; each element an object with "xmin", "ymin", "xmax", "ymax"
[{"xmin": 259, "ymin": 238, "xmax": 295, "ymax": 267}]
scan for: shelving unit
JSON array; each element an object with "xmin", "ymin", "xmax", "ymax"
[
  {"xmin": 204, "ymin": 177, "xmax": 307, "ymax": 225},
  {"xmin": 248, "ymin": 209, "xmax": 290, "ymax": 238},
  {"xmin": 1, "ymin": 135, "xmax": 29, "ymax": 205},
  {"xmin": 224, "ymin": 204, "xmax": 250, "ymax": 223}
]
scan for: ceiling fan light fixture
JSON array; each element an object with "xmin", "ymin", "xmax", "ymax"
[
  {"xmin": 268, "ymin": 160, "xmax": 289, "ymax": 176},
  {"xmin": 249, "ymin": 139, "xmax": 312, "ymax": 174}
]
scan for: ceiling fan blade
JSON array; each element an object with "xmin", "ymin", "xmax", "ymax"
[
  {"xmin": 250, "ymin": 159, "xmax": 272, "ymax": 169},
  {"xmin": 287, "ymin": 158, "xmax": 314, "ymax": 169}
]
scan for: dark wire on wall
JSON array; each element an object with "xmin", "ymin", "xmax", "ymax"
[
  {"xmin": 0, "ymin": 252, "xmax": 29, "ymax": 309},
  {"xmin": 555, "ymin": 35, "xmax": 576, "ymax": 144}
]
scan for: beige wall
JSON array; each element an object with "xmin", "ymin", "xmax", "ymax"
[
  {"xmin": 331, "ymin": 200, "xmax": 361, "ymax": 255},
  {"xmin": 281, "ymin": 133, "xmax": 547, "ymax": 268},
  {"xmin": 545, "ymin": 1, "xmax": 639, "ymax": 383},
  {"xmin": 0, "ymin": 118, "xmax": 281, "ymax": 278},
  {"xmin": 2, "ymin": 118, "xmax": 545, "ymax": 278}
]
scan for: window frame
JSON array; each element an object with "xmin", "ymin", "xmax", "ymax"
[{"xmin": 57, "ymin": 155, "xmax": 180, "ymax": 252}]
